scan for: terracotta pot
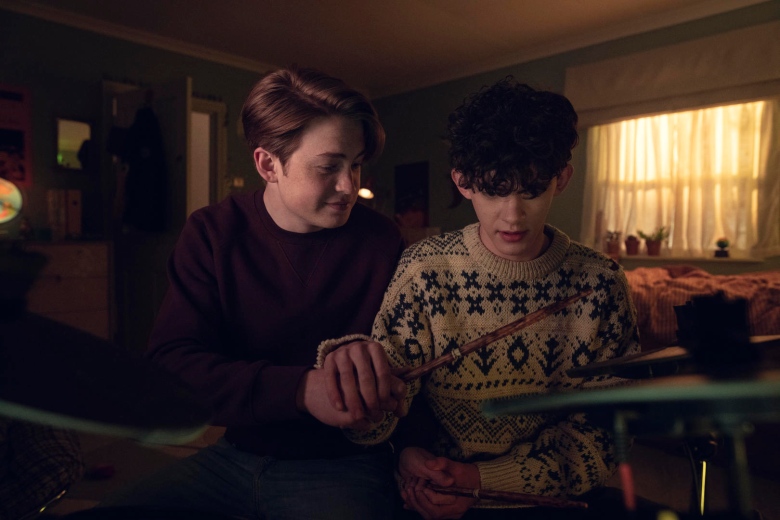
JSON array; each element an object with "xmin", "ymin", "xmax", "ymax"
[
  {"xmin": 625, "ymin": 238, "xmax": 639, "ymax": 255},
  {"xmin": 606, "ymin": 240, "xmax": 621, "ymax": 256},
  {"xmin": 645, "ymin": 240, "xmax": 662, "ymax": 256}
]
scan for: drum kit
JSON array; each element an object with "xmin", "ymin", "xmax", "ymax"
[
  {"xmin": 0, "ymin": 310, "xmax": 211, "ymax": 445},
  {"xmin": 0, "ymin": 245, "xmax": 211, "ymax": 445},
  {"xmin": 484, "ymin": 293, "xmax": 780, "ymax": 520},
  {"xmin": 1, "ymin": 245, "xmax": 777, "ymax": 519},
  {"xmin": 0, "ymin": 244, "xmax": 213, "ymax": 518}
]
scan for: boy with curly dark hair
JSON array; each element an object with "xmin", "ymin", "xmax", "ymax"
[{"xmin": 318, "ymin": 77, "xmax": 641, "ymax": 519}]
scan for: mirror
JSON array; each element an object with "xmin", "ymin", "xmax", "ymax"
[{"xmin": 56, "ymin": 118, "xmax": 92, "ymax": 170}]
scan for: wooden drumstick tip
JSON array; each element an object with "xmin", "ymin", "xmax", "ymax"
[{"xmin": 429, "ymin": 484, "xmax": 589, "ymax": 509}]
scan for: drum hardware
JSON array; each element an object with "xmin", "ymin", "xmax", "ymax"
[
  {"xmin": 0, "ymin": 246, "xmax": 212, "ymax": 520},
  {"xmin": 684, "ymin": 434, "xmax": 720, "ymax": 516},
  {"xmin": 566, "ymin": 292, "xmax": 779, "ymax": 517},
  {"xmin": 567, "ymin": 336, "xmax": 780, "ymax": 381},
  {"xmin": 667, "ymin": 292, "xmax": 767, "ymax": 517},
  {"xmin": 673, "ymin": 292, "xmax": 760, "ymax": 377},
  {"xmin": 0, "ymin": 310, "xmax": 212, "ymax": 444},
  {"xmin": 483, "ymin": 371, "xmax": 780, "ymax": 520}
]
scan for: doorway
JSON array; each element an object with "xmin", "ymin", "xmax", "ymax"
[
  {"xmin": 102, "ymin": 79, "xmax": 227, "ymax": 352},
  {"xmin": 189, "ymin": 98, "xmax": 227, "ymax": 216}
]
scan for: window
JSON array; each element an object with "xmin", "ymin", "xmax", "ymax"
[{"xmin": 581, "ymin": 99, "xmax": 780, "ymax": 258}]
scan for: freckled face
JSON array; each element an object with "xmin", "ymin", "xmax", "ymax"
[
  {"xmin": 257, "ymin": 116, "xmax": 365, "ymax": 233},
  {"xmin": 452, "ymin": 167, "xmax": 572, "ymax": 262}
]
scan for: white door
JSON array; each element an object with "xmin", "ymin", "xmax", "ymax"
[{"xmin": 188, "ymin": 98, "xmax": 227, "ymax": 216}]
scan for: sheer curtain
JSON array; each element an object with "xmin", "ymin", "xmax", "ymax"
[{"xmin": 580, "ymin": 99, "xmax": 780, "ymax": 258}]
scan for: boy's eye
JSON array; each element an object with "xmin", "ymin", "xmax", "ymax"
[
  {"xmin": 351, "ymin": 162, "xmax": 363, "ymax": 172},
  {"xmin": 319, "ymin": 164, "xmax": 340, "ymax": 174}
]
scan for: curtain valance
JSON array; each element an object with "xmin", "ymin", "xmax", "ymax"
[{"xmin": 565, "ymin": 21, "xmax": 780, "ymax": 126}]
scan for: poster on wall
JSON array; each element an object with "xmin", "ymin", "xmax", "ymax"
[
  {"xmin": 0, "ymin": 84, "xmax": 32, "ymax": 187},
  {"xmin": 394, "ymin": 161, "xmax": 429, "ymax": 228}
]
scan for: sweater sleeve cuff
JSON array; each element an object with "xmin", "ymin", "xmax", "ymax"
[
  {"xmin": 474, "ymin": 459, "xmax": 520, "ymax": 493},
  {"xmin": 314, "ymin": 334, "xmax": 371, "ymax": 368}
]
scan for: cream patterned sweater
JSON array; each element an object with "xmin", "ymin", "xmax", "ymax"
[{"xmin": 329, "ymin": 224, "xmax": 639, "ymax": 502}]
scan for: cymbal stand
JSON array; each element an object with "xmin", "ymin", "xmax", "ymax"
[
  {"xmin": 684, "ymin": 434, "xmax": 719, "ymax": 516},
  {"xmin": 614, "ymin": 411, "xmax": 637, "ymax": 513},
  {"xmin": 721, "ymin": 423, "xmax": 755, "ymax": 520}
]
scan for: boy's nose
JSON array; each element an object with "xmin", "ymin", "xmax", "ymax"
[
  {"xmin": 335, "ymin": 170, "xmax": 357, "ymax": 194},
  {"xmin": 503, "ymin": 195, "xmax": 527, "ymax": 220}
]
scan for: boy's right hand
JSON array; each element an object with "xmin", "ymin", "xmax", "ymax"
[{"xmin": 297, "ymin": 340, "xmax": 407, "ymax": 429}]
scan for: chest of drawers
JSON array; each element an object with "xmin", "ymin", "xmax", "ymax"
[{"xmin": 22, "ymin": 241, "xmax": 113, "ymax": 340}]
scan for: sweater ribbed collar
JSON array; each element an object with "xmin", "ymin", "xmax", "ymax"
[
  {"xmin": 254, "ymin": 189, "xmax": 335, "ymax": 244},
  {"xmin": 462, "ymin": 223, "xmax": 570, "ymax": 280}
]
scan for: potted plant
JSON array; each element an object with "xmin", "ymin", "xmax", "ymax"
[
  {"xmin": 604, "ymin": 230, "xmax": 622, "ymax": 257},
  {"xmin": 715, "ymin": 237, "xmax": 730, "ymax": 258},
  {"xmin": 624, "ymin": 235, "xmax": 640, "ymax": 255},
  {"xmin": 637, "ymin": 227, "xmax": 670, "ymax": 256}
]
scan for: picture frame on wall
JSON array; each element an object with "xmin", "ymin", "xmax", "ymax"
[{"xmin": 0, "ymin": 84, "xmax": 32, "ymax": 187}]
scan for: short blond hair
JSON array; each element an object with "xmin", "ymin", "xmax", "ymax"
[{"xmin": 241, "ymin": 66, "xmax": 385, "ymax": 165}]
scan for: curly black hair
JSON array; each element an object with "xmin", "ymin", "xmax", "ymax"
[{"xmin": 446, "ymin": 77, "xmax": 578, "ymax": 198}]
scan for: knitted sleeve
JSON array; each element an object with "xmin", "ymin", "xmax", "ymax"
[{"xmin": 475, "ymin": 412, "xmax": 615, "ymax": 498}]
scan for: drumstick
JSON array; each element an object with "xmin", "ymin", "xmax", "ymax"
[
  {"xmin": 429, "ymin": 484, "xmax": 588, "ymax": 509},
  {"xmin": 398, "ymin": 289, "xmax": 593, "ymax": 382}
]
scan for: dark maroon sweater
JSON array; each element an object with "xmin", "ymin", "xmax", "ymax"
[{"xmin": 147, "ymin": 190, "xmax": 404, "ymax": 459}]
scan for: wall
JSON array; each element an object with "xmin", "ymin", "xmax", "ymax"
[
  {"xmin": 0, "ymin": 9, "xmax": 262, "ymax": 240},
  {"xmin": 369, "ymin": 1, "xmax": 780, "ymax": 272}
]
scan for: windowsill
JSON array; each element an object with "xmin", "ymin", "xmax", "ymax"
[
  {"xmin": 617, "ymin": 254, "xmax": 777, "ymax": 274},
  {"xmin": 619, "ymin": 254, "xmax": 763, "ymax": 264}
]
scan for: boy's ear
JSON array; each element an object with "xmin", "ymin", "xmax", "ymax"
[
  {"xmin": 451, "ymin": 169, "xmax": 474, "ymax": 200},
  {"xmin": 554, "ymin": 165, "xmax": 574, "ymax": 195},
  {"xmin": 253, "ymin": 147, "xmax": 280, "ymax": 183}
]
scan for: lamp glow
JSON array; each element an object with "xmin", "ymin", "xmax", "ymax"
[{"xmin": 358, "ymin": 188, "xmax": 375, "ymax": 199}]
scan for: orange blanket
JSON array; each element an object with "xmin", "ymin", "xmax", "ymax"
[{"xmin": 625, "ymin": 265, "xmax": 780, "ymax": 350}]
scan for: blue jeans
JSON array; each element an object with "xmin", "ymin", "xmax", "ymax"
[{"xmin": 99, "ymin": 438, "xmax": 396, "ymax": 520}]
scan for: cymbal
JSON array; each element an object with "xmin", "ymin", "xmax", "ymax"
[
  {"xmin": 567, "ymin": 335, "xmax": 780, "ymax": 379},
  {"xmin": 0, "ymin": 311, "xmax": 211, "ymax": 444},
  {"xmin": 567, "ymin": 345, "xmax": 690, "ymax": 379},
  {"xmin": 483, "ymin": 370, "xmax": 780, "ymax": 437}
]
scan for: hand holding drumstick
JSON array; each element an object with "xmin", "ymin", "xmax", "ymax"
[{"xmin": 398, "ymin": 447, "xmax": 588, "ymax": 511}]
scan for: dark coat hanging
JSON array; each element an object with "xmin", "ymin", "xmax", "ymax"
[{"xmin": 122, "ymin": 106, "xmax": 167, "ymax": 232}]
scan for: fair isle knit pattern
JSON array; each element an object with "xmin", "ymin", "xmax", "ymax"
[{"xmin": 343, "ymin": 224, "xmax": 640, "ymax": 503}]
